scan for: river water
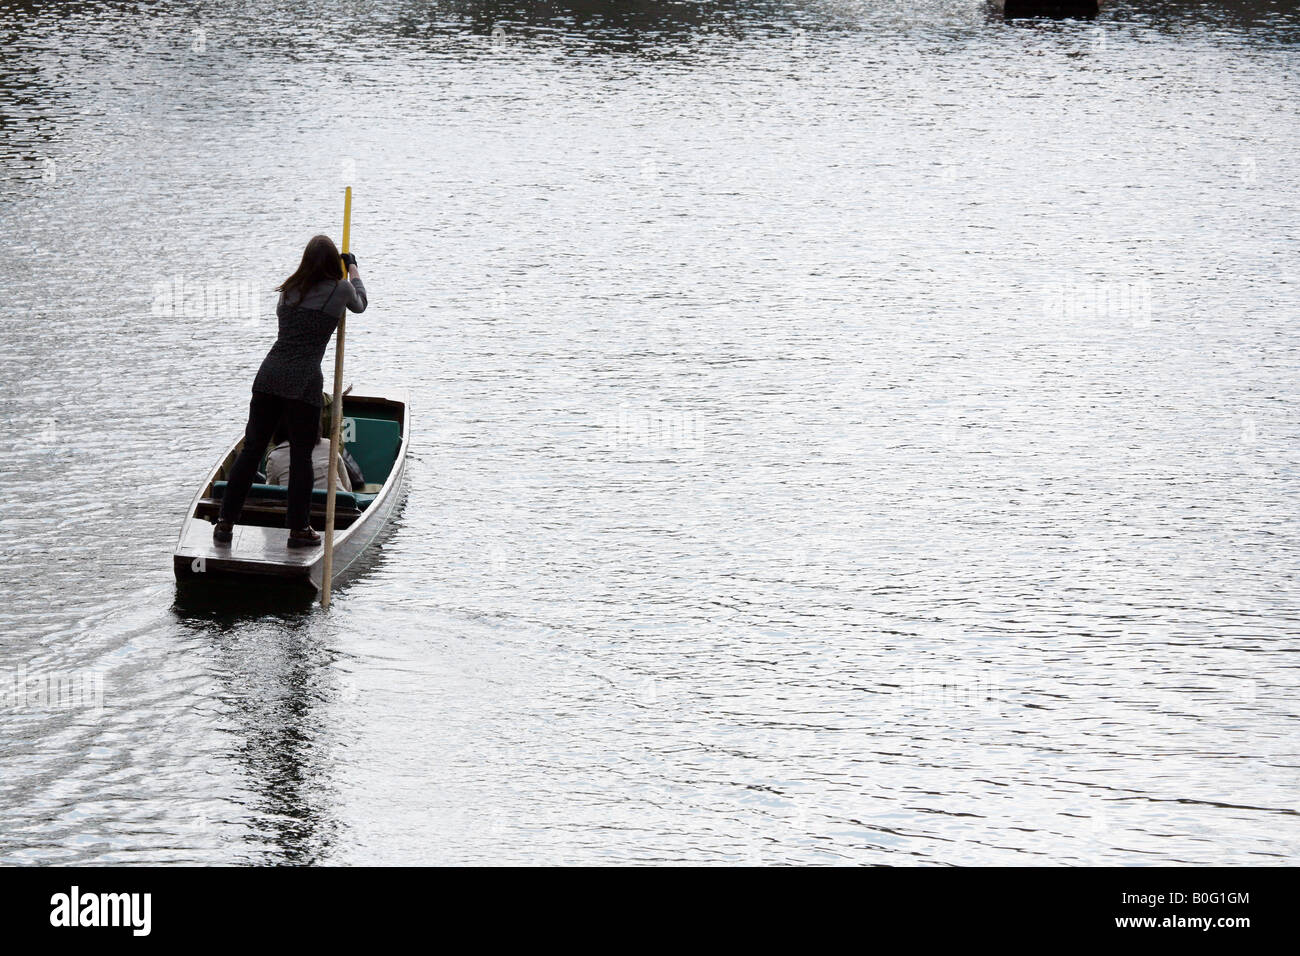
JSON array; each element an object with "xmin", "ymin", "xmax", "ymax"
[{"xmin": 1, "ymin": 0, "xmax": 1297, "ymax": 864}]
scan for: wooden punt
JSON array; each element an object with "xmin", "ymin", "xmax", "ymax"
[
  {"xmin": 997, "ymin": 0, "xmax": 1102, "ymax": 17},
  {"xmin": 173, "ymin": 391, "xmax": 408, "ymax": 593}
]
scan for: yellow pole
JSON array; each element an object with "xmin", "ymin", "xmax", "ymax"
[{"xmin": 321, "ymin": 186, "xmax": 351, "ymax": 607}]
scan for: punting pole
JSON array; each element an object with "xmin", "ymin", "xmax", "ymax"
[{"xmin": 321, "ymin": 185, "xmax": 351, "ymax": 608}]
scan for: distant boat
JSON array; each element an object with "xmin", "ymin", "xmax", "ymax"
[
  {"xmin": 173, "ymin": 391, "xmax": 409, "ymax": 592},
  {"xmin": 999, "ymin": 0, "xmax": 1101, "ymax": 18}
]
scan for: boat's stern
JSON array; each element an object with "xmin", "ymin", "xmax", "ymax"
[{"xmin": 173, "ymin": 521, "xmax": 321, "ymax": 590}]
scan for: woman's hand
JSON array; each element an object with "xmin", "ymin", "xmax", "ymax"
[{"xmin": 341, "ymin": 251, "xmax": 359, "ymax": 278}]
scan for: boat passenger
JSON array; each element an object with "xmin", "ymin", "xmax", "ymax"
[
  {"xmin": 264, "ymin": 421, "xmax": 352, "ymax": 493},
  {"xmin": 213, "ymin": 235, "xmax": 367, "ymax": 548}
]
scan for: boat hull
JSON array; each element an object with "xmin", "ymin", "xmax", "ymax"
[{"xmin": 998, "ymin": 0, "xmax": 1101, "ymax": 18}]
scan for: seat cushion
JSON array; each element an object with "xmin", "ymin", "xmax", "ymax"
[
  {"xmin": 212, "ymin": 481, "xmax": 361, "ymax": 511},
  {"xmin": 343, "ymin": 417, "xmax": 402, "ymax": 485}
]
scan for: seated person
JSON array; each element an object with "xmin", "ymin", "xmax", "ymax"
[{"xmin": 265, "ymin": 421, "xmax": 352, "ymax": 493}]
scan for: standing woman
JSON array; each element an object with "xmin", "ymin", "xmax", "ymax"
[{"xmin": 214, "ymin": 235, "xmax": 367, "ymax": 548}]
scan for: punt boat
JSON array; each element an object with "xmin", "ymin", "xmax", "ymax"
[
  {"xmin": 173, "ymin": 390, "xmax": 408, "ymax": 592},
  {"xmin": 997, "ymin": 0, "xmax": 1102, "ymax": 17}
]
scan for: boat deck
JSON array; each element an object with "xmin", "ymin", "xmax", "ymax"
[{"xmin": 174, "ymin": 521, "xmax": 319, "ymax": 585}]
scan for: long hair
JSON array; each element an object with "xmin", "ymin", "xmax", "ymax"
[{"xmin": 277, "ymin": 234, "xmax": 342, "ymax": 301}]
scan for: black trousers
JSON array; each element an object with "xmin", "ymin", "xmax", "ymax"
[{"xmin": 218, "ymin": 392, "xmax": 319, "ymax": 530}]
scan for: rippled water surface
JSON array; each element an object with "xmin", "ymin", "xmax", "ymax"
[{"xmin": 1, "ymin": 0, "xmax": 1298, "ymax": 864}]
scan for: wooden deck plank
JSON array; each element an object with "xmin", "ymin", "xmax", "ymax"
[{"xmin": 176, "ymin": 521, "xmax": 318, "ymax": 568}]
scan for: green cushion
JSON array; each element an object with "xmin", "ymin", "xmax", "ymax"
[
  {"xmin": 343, "ymin": 417, "xmax": 402, "ymax": 485},
  {"xmin": 212, "ymin": 481, "xmax": 361, "ymax": 511}
]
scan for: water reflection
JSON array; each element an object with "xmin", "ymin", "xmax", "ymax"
[
  {"xmin": 172, "ymin": 580, "xmax": 318, "ymax": 623},
  {"xmin": 172, "ymin": 587, "xmax": 339, "ymax": 865}
]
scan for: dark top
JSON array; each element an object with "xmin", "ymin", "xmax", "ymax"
[{"xmin": 252, "ymin": 277, "xmax": 368, "ymax": 406}]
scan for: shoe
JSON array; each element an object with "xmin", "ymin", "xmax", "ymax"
[
  {"xmin": 213, "ymin": 520, "xmax": 233, "ymax": 545},
  {"xmin": 287, "ymin": 527, "xmax": 321, "ymax": 549}
]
